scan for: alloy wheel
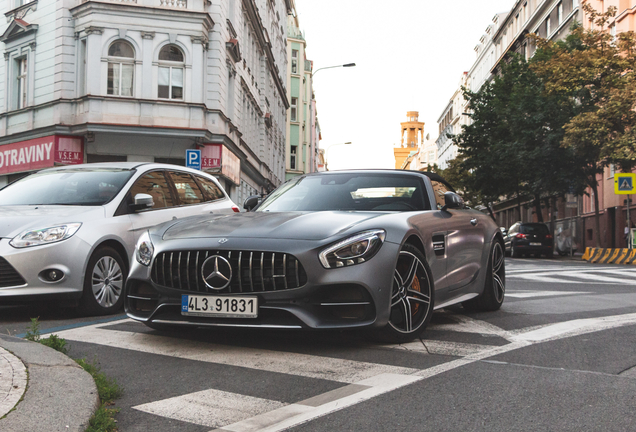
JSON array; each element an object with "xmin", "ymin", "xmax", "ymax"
[
  {"xmin": 91, "ymin": 256, "xmax": 123, "ymax": 308},
  {"xmin": 388, "ymin": 250, "xmax": 432, "ymax": 334},
  {"xmin": 492, "ymin": 242, "xmax": 505, "ymax": 303}
]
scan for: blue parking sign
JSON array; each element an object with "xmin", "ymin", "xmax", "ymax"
[{"xmin": 186, "ymin": 149, "xmax": 201, "ymax": 170}]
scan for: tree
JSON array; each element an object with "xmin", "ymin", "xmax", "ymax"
[
  {"xmin": 530, "ymin": 4, "xmax": 636, "ymax": 246},
  {"xmin": 454, "ymin": 55, "xmax": 585, "ymax": 224}
]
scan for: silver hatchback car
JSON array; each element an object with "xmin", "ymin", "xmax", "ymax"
[{"xmin": 0, "ymin": 162, "xmax": 238, "ymax": 315}]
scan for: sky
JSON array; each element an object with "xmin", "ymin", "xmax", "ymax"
[{"xmin": 294, "ymin": 0, "xmax": 515, "ymax": 171}]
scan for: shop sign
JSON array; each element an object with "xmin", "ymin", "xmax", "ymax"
[
  {"xmin": 0, "ymin": 135, "xmax": 84, "ymax": 175},
  {"xmin": 222, "ymin": 148, "xmax": 240, "ymax": 185},
  {"xmin": 201, "ymin": 144, "xmax": 221, "ymax": 169}
]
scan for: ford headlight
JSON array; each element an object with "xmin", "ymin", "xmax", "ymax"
[
  {"xmin": 319, "ymin": 230, "xmax": 386, "ymax": 269},
  {"xmin": 10, "ymin": 223, "xmax": 82, "ymax": 248},
  {"xmin": 135, "ymin": 231, "xmax": 154, "ymax": 266}
]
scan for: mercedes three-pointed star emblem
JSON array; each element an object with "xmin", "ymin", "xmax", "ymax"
[{"xmin": 201, "ymin": 255, "xmax": 232, "ymax": 290}]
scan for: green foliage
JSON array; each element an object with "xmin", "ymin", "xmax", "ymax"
[
  {"xmin": 39, "ymin": 334, "xmax": 68, "ymax": 355},
  {"xmin": 24, "ymin": 317, "xmax": 41, "ymax": 342},
  {"xmin": 76, "ymin": 358, "xmax": 122, "ymax": 432},
  {"xmin": 529, "ymin": 3, "xmax": 636, "ymax": 245},
  {"xmin": 22, "ymin": 318, "xmax": 122, "ymax": 431},
  {"xmin": 454, "ymin": 54, "xmax": 586, "ymax": 214}
]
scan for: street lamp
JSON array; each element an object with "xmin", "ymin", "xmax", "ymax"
[
  {"xmin": 313, "ymin": 63, "xmax": 356, "ymax": 77},
  {"xmin": 324, "ymin": 142, "xmax": 352, "ymax": 171},
  {"xmin": 309, "ymin": 63, "xmax": 355, "ymax": 172}
]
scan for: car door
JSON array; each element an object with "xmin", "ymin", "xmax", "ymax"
[
  {"xmin": 429, "ymin": 180, "xmax": 486, "ymax": 291},
  {"xmin": 127, "ymin": 170, "xmax": 182, "ymax": 244}
]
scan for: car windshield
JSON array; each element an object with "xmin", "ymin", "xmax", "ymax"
[
  {"xmin": 257, "ymin": 173, "xmax": 429, "ymax": 212},
  {"xmin": 520, "ymin": 224, "xmax": 550, "ymax": 235},
  {"xmin": 0, "ymin": 168, "xmax": 135, "ymax": 206}
]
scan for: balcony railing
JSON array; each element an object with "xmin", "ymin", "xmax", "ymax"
[{"xmin": 160, "ymin": 0, "xmax": 186, "ymax": 7}]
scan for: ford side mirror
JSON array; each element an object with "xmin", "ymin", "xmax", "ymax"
[
  {"xmin": 129, "ymin": 193, "xmax": 154, "ymax": 212},
  {"xmin": 243, "ymin": 195, "xmax": 260, "ymax": 212},
  {"xmin": 441, "ymin": 192, "xmax": 464, "ymax": 212}
]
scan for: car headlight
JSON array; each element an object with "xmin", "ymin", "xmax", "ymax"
[
  {"xmin": 319, "ymin": 230, "xmax": 386, "ymax": 269},
  {"xmin": 135, "ymin": 231, "xmax": 154, "ymax": 266},
  {"xmin": 10, "ymin": 223, "xmax": 82, "ymax": 248}
]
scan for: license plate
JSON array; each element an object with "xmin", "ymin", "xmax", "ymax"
[
  {"xmin": 181, "ymin": 295, "xmax": 258, "ymax": 318},
  {"xmin": 529, "ymin": 242, "xmax": 542, "ymax": 246}
]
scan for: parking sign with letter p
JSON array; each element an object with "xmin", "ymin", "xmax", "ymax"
[{"xmin": 186, "ymin": 149, "xmax": 202, "ymax": 170}]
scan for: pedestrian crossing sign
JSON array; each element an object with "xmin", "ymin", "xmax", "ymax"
[{"xmin": 615, "ymin": 173, "xmax": 636, "ymax": 195}]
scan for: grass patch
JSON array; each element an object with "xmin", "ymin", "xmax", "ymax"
[{"xmin": 25, "ymin": 318, "xmax": 122, "ymax": 431}]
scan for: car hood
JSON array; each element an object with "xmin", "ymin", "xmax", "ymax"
[
  {"xmin": 162, "ymin": 211, "xmax": 389, "ymax": 241},
  {"xmin": 0, "ymin": 206, "xmax": 104, "ymax": 238}
]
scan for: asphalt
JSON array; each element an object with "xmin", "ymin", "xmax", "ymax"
[
  {"xmin": 0, "ymin": 334, "xmax": 98, "ymax": 432},
  {"xmin": 0, "ymin": 252, "xmax": 586, "ymax": 432}
]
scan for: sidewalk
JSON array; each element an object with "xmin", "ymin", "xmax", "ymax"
[{"xmin": 0, "ymin": 334, "xmax": 98, "ymax": 432}]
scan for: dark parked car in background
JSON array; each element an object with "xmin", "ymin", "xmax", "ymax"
[{"xmin": 504, "ymin": 222, "xmax": 553, "ymax": 258}]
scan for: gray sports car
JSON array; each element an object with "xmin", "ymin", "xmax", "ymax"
[{"xmin": 125, "ymin": 170, "xmax": 505, "ymax": 342}]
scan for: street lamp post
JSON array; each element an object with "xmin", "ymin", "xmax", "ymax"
[
  {"xmin": 324, "ymin": 142, "xmax": 352, "ymax": 171},
  {"xmin": 313, "ymin": 63, "xmax": 356, "ymax": 77},
  {"xmin": 310, "ymin": 63, "xmax": 355, "ymax": 172}
]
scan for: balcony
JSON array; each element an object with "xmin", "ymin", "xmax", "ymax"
[{"xmin": 159, "ymin": 0, "xmax": 186, "ymax": 8}]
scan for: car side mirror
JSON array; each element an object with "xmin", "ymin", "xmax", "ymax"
[
  {"xmin": 441, "ymin": 192, "xmax": 464, "ymax": 212},
  {"xmin": 129, "ymin": 193, "xmax": 154, "ymax": 212},
  {"xmin": 243, "ymin": 195, "xmax": 260, "ymax": 212}
]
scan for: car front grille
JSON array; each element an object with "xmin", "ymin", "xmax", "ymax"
[
  {"xmin": 0, "ymin": 257, "xmax": 26, "ymax": 287},
  {"xmin": 151, "ymin": 250, "xmax": 308, "ymax": 293}
]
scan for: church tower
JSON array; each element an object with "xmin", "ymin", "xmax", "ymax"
[{"xmin": 394, "ymin": 111, "xmax": 425, "ymax": 169}]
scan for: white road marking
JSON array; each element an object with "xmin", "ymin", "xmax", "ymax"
[
  {"xmin": 55, "ymin": 321, "xmax": 419, "ymax": 383},
  {"xmin": 510, "ymin": 312, "xmax": 636, "ymax": 343},
  {"xmin": 133, "ymin": 389, "xmax": 287, "ymax": 428},
  {"xmin": 212, "ymin": 374, "xmax": 421, "ymax": 432},
  {"xmin": 57, "ymin": 312, "xmax": 636, "ymax": 432},
  {"xmin": 506, "ymin": 290, "xmax": 591, "ymax": 298}
]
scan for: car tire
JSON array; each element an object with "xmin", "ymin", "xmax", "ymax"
[
  {"xmin": 377, "ymin": 244, "xmax": 434, "ymax": 343},
  {"xmin": 462, "ymin": 240, "xmax": 505, "ymax": 312},
  {"xmin": 79, "ymin": 246, "xmax": 126, "ymax": 316}
]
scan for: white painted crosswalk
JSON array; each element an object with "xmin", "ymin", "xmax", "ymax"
[
  {"xmin": 53, "ymin": 311, "xmax": 636, "ymax": 432},
  {"xmin": 506, "ymin": 264, "xmax": 636, "ymax": 285}
]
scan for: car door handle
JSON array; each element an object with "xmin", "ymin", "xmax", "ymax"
[{"xmin": 470, "ymin": 218, "xmax": 478, "ymax": 226}]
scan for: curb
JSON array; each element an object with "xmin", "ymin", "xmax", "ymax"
[
  {"xmin": 0, "ymin": 334, "xmax": 99, "ymax": 432},
  {"xmin": 582, "ymin": 247, "xmax": 636, "ymax": 264}
]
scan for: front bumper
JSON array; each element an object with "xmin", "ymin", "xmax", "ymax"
[
  {"xmin": 0, "ymin": 237, "xmax": 91, "ymax": 302},
  {"xmin": 125, "ymin": 236, "xmax": 400, "ymax": 330}
]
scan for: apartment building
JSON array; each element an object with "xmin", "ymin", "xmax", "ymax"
[{"xmin": 0, "ymin": 0, "xmax": 291, "ymax": 205}]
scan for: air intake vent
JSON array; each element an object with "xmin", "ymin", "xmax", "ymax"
[
  {"xmin": 0, "ymin": 257, "xmax": 26, "ymax": 287},
  {"xmin": 151, "ymin": 250, "xmax": 307, "ymax": 293}
]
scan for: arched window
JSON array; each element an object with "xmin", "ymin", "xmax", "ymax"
[
  {"xmin": 107, "ymin": 40, "xmax": 135, "ymax": 97},
  {"xmin": 158, "ymin": 45, "xmax": 184, "ymax": 100}
]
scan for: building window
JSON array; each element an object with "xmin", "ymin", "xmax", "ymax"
[
  {"xmin": 291, "ymin": 97, "xmax": 298, "ymax": 121},
  {"xmin": 107, "ymin": 40, "xmax": 135, "ymax": 97},
  {"xmin": 573, "ymin": 0, "xmax": 578, "ymax": 8},
  {"xmin": 558, "ymin": 2, "xmax": 563, "ymax": 24},
  {"xmin": 16, "ymin": 57, "xmax": 27, "ymax": 109},
  {"xmin": 158, "ymin": 45, "xmax": 184, "ymax": 100},
  {"xmin": 290, "ymin": 146, "xmax": 297, "ymax": 170},
  {"xmin": 546, "ymin": 16, "xmax": 551, "ymax": 36},
  {"xmin": 291, "ymin": 49, "xmax": 298, "ymax": 74}
]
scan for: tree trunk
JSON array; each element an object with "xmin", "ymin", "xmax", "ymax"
[
  {"xmin": 534, "ymin": 195, "xmax": 544, "ymax": 222},
  {"xmin": 592, "ymin": 181, "xmax": 602, "ymax": 248},
  {"xmin": 517, "ymin": 191, "xmax": 523, "ymax": 223}
]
